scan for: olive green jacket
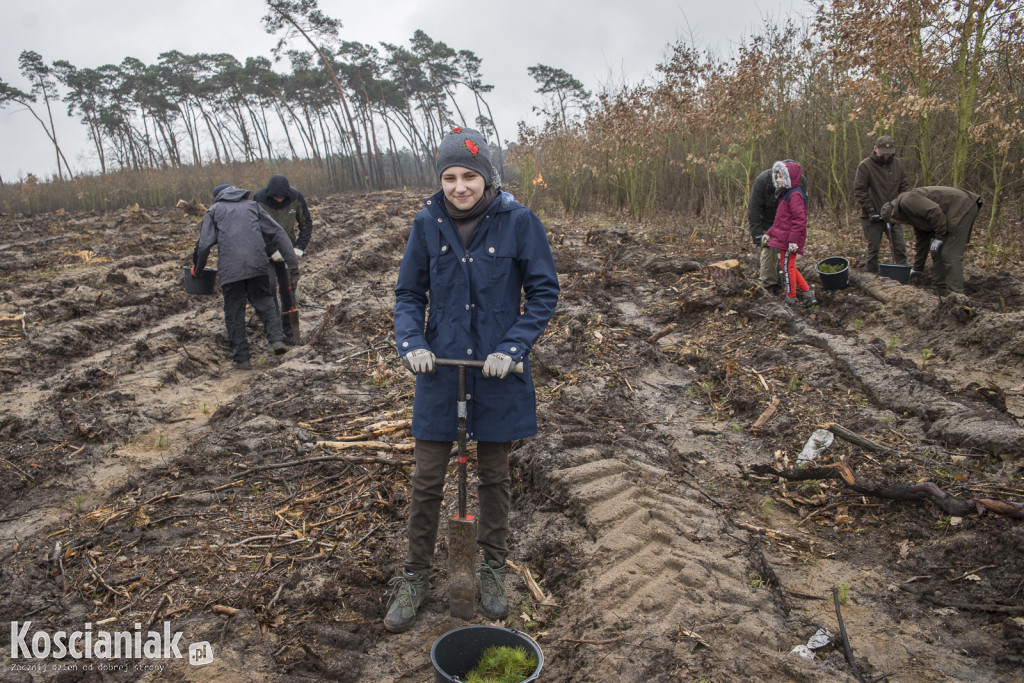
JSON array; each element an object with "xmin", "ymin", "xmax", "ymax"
[{"xmin": 887, "ymin": 186, "xmax": 982, "ymax": 240}]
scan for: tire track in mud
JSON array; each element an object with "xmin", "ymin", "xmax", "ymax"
[
  {"xmin": 525, "ymin": 359, "xmax": 807, "ymax": 682},
  {"xmin": 777, "ymin": 305, "xmax": 1024, "ymax": 456}
]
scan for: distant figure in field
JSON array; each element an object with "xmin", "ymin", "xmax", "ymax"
[
  {"xmin": 854, "ymin": 135, "xmax": 909, "ymax": 274},
  {"xmin": 192, "ymin": 184, "xmax": 297, "ymax": 369},
  {"xmin": 880, "ymin": 187, "xmax": 983, "ymax": 297},
  {"xmin": 253, "ymin": 175, "xmax": 313, "ymax": 344}
]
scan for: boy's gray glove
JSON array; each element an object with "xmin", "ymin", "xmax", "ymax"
[
  {"xmin": 788, "ymin": 242, "xmax": 798, "ymax": 253},
  {"xmin": 760, "ymin": 234, "xmax": 770, "ymax": 247},
  {"xmin": 483, "ymin": 352, "xmax": 514, "ymax": 379},
  {"xmin": 930, "ymin": 239, "xmax": 943, "ymax": 253},
  {"xmin": 402, "ymin": 348, "xmax": 435, "ymax": 374},
  {"xmin": 271, "ymin": 250, "xmax": 285, "ymax": 262}
]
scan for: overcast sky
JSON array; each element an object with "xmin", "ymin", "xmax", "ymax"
[{"xmin": 1, "ymin": 0, "xmax": 808, "ymax": 182}]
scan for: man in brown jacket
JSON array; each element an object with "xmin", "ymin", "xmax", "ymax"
[
  {"xmin": 880, "ymin": 187, "xmax": 983, "ymax": 296},
  {"xmin": 853, "ymin": 135, "xmax": 909, "ymax": 273}
]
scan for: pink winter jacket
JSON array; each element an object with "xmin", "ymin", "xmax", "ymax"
[{"xmin": 766, "ymin": 161, "xmax": 807, "ymax": 254}]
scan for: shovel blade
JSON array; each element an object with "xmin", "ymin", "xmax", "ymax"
[
  {"xmin": 285, "ymin": 309, "xmax": 300, "ymax": 344},
  {"xmin": 448, "ymin": 516, "xmax": 477, "ymax": 619}
]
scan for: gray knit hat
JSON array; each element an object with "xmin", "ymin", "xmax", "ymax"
[{"xmin": 435, "ymin": 127, "xmax": 495, "ymax": 185}]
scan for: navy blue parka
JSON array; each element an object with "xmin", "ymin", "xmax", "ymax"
[{"xmin": 394, "ymin": 190, "xmax": 559, "ymax": 443}]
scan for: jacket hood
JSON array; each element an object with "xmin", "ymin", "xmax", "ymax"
[
  {"xmin": 267, "ymin": 174, "xmax": 291, "ymax": 197},
  {"xmin": 215, "ymin": 186, "xmax": 251, "ymax": 202},
  {"xmin": 772, "ymin": 160, "xmax": 802, "ymax": 191}
]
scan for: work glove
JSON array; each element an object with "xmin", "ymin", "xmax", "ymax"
[
  {"xmin": 270, "ymin": 250, "xmax": 284, "ymax": 262},
  {"xmin": 869, "ymin": 213, "xmax": 881, "ymax": 222},
  {"xmin": 788, "ymin": 242, "xmax": 798, "ymax": 253},
  {"xmin": 402, "ymin": 348, "xmax": 435, "ymax": 374},
  {"xmin": 760, "ymin": 234, "xmax": 770, "ymax": 247},
  {"xmin": 294, "ymin": 248, "xmax": 304, "ymax": 257},
  {"xmin": 483, "ymin": 352, "xmax": 514, "ymax": 379},
  {"xmin": 930, "ymin": 239, "xmax": 943, "ymax": 254}
]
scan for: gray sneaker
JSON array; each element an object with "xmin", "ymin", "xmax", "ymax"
[
  {"xmin": 478, "ymin": 560, "xmax": 509, "ymax": 619},
  {"xmin": 384, "ymin": 570, "xmax": 428, "ymax": 633},
  {"xmin": 800, "ymin": 289, "xmax": 818, "ymax": 306}
]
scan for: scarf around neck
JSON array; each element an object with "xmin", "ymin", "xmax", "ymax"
[{"xmin": 444, "ymin": 185, "xmax": 498, "ymax": 246}]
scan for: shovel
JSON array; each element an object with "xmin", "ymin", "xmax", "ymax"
[
  {"xmin": 433, "ymin": 357, "xmax": 523, "ymax": 619},
  {"xmin": 279, "ymin": 266, "xmax": 300, "ymax": 343}
]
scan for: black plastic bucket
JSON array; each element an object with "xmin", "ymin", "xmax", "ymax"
[
  {"xmin": 815, "ymin": 257, "xmax": 850, "ymax": 290},
  {"xmin": 879, "ymin": 263, "xmax": 911, "ymax": 284},
  {"xmin": 431, "ymin": 626, "xmax": 543, "ymax": 683},
  {"xmin": 184, "ymin": 266, "xmax": 217, "ymax": 295}
]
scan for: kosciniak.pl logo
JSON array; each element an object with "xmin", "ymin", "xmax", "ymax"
[{"xmin": 10, "ymin": 621, "xmax": 212, "ymax": 665}]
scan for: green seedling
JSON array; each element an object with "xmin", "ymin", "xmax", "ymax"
[
  {"xmin": 921, "ymin": 348, "xmax": 933, "ymax": 370},
  {"xmin": 853, "ymin": 319, "xmax": 864, "ymax": 331},
  {"xmin": 760, "ymin": 497, "xmax": 774, "ymax": 521},
  {"xmin": 463, "ymin": 645, "xmax": 538, "ymax": 683},
  {"xmin": 73, "ymin": 493, "xmax": 85, "ymax": 513},
  {"xmin": 787, "ymin": 375, "xmax": 800, "ymax": 391},
  {"xmin": 202, "ymin": 402, "xmax": 210, "ymax": 415},
  {"xmin": 887, "ymin": 335, "xmax": 899, "ymax": 352},
  {"xmin": 798, "ymin": 480, "xmax": 822, "ymax": 496},
  {"xmin": 156, "ymin": 434, "xmax": 168, "ymax": 450},
  {"xmin": 836, "ymin": 582, "xmax": 851, "ymax": 605},
  {"xmin": 748, "ymin": 573, "xmax": 766, "ymax": 589}
]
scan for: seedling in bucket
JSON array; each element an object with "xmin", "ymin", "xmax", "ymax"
[
  {"xmin": 462, "ymin": 645, "xmax": 538, "ymax": 683},
  {"xmin": 431, "ymin": 625, "xmax": 543, "ymax": 683}
]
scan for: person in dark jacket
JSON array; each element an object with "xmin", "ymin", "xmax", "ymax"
[
  {"xmin": 880, "ymin": 186, "xmax": 982, "ymax": 296},
  {"xmin": 384, "ymin": 127, "xmax": 559, "ymax": 633},
  {"xmin": 854, "ymin": 135, "xmax": 909, "ymax": 273},
  {"xmin": 193, "ymin": 185, "xmax": 298, "ymax": 369},
  {"xmin": 253, "ymin": 174, "xmax": 313, "ymax": 344},
  {"xmin": 748, "ymin": 166, "xmax": 782, "ymax": 293},
  {"xmin": 766, "ymin": 161, "xmax": 817, "ymax": 306}
]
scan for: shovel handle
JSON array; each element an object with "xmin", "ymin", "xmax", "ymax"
[{"xmin": 433, "ymin": 358, "xmax": 524, "ymax": 373}]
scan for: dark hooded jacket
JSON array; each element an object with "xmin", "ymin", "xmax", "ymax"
[
  {"xmin": 394, "ymin": 190, "xmax": 559, "ymax": 443},
  {"xmin": 252, "ymin": 175, "xmax": 313, "ymax": 250},
  {"xmin": 193, "ymin": 186, "xmax": 297, "ymax": 285},
  {"xmin": 766, "ymin": 161, "xmax": 807, "ymax": 254},
  {"xmin": 853, "ymin": 153, "xmax": 908, "ymax": 217},
  {"xmin": 747, "ymin": 168, "xmax": 779, "ymax": 246}
]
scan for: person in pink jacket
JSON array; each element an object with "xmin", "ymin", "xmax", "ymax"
[{"xmin": 766, "ymin": 160, "xmax": 817, "ymax": 306}]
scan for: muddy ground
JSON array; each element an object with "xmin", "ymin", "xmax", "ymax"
[{"xmin": 1, "ymin": 189, "xmax": 1023, "ymax": 682}]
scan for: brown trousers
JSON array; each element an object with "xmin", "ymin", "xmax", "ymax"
[{"xmin": 404, "ymin": 439, "xmax": 511, "ymax": 573}]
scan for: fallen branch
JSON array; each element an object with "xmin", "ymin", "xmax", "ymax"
[
  {"xmin": 646, "ymin": 324, "xmax": 675, "ymax": 344},
  {"xmin": 735, "ymin": 521, "xmax": 814, "ymax": 548},
  {"xmin": 827, "ymin": 423, "xmax": 895, "ymax": 455},
  {"xmin": 750, "ymin": 397, "xmax": 780, "ymax": 431},
  {"xmin": 751, "ymin": 464, "xmax": 1024, "ymax": 519},
  {"xmin": 558, "ymin": 636, "xmax": 620, "ymax": 645},
  {"xmin": 833, "ymin": 587, "xmax": 866, "ymax": 682},
  {"xmin": 233, "ymin": 453, "xmax": 413, "ymax": 479},
  {"xmin": 316, "ymin": 440, "xmax": 415, "ymax": 452},
  {"xmin": 507, "ymin": 561, "xmax": 556, "ymax": 606}
]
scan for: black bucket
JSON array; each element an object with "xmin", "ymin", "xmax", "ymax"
[
  {"xmin": 431, "ymin": 626, "xmax": 543, "ymax": 683},
  {"xmin": 184, "ymin": 266, "xmax": 217, "ymax": 295},
  {"xmin": 815, "ymin": 257, "xmax": 850, "ymax": 291},
  {"xmin": 879, "ymin": 263, "xmax": 911, "ymax": 284}
]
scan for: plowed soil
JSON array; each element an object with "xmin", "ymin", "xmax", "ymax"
[{"xmin": 1, "ymin": 190, "xmax": 1023, "ymax": 682}]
